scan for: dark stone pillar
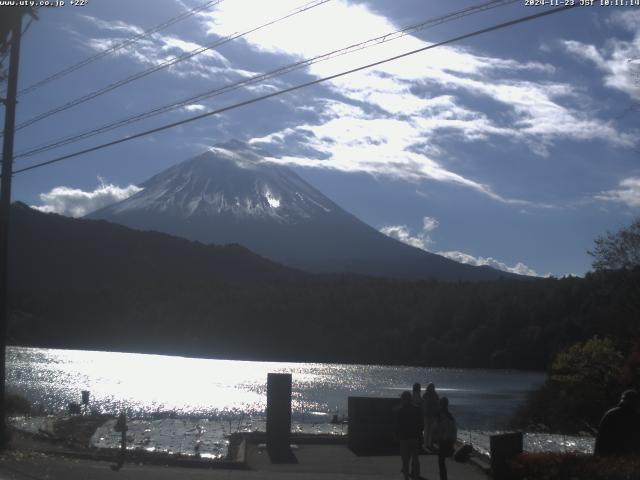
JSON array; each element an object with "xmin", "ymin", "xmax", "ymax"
[{"xmin": 266, "ymin": 373, "xmax": 294, "ymax": 462}]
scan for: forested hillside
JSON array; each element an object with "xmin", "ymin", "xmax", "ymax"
[{"xmin": 8, "ymin": 203, "xmax": 640, "ymax": 369}]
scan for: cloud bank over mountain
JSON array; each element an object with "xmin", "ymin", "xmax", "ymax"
[
  {"xmin": 380, "ymin": 215, "xmax": 540, "ymax": 277},
  {"xmin": 32, "ymin": 178, "xmax": 142, "ymax": 218}
]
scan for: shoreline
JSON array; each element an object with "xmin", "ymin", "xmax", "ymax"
[
  {"xmin": 6, "ymin": 425, "xmax": 348, "ymax": 470},
  {"xmin": 9, "ymin": 414, "xmax": 595, "ymax": 465},
  {"xmin": 7, "ymin": 425, "xmax": 484, "ymax": 474},
  {"xmin": 7, "ymin": 421, "xmax": 245, "ymax": 470}
]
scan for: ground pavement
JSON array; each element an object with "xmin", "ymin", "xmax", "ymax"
[{"xmin": 0, "ymin": 442, "xmax": 490, "ymax": 480}]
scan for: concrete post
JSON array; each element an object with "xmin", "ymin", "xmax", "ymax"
[{"xmin": 266, "ymin": 373, "xmax": 292, "ymax": 461}]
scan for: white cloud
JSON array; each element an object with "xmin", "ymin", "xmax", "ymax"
[
  {"xmin": 563, "ymin": 39, "xmax": 640, "ymax": 100},
  {"xmin": 161, "ymin": 37, "xmax": 230, "ymax": 67},
  {"xmin": 83, "ymin": 1, "xmax": 636, "ymax": 205},
  {"xmin": 422, "ymin": 216, "xmax": 438, "ymax": 232},
  {"xmin": 324, "ymin": 58, "xmax": 634, "ymax": 153},
  {"xmin": 380, "ymin": 215, "xmax": 440, "ymax": 250},
  {"xmin": 380, "ymin": 225, "xmax": 428, "ymax": 250},
  {"xmin": 254, "ymin": 105, "xmax": 545, "ymax": 206},
  {"xmin": 562, "ymin": 11, "xmax": 640, "ymax": 100},
  {"xmin": 437, "ymin": 250, "xmax": 539, "ymax": 277},
  {"xmin": 379, "ymin": 218, "xmax": 539, "ymax": 276},
  {"xmin": 80, "ymin": 1, "xmax": 637, "ymax": 210},
  {"xmin": 32, "ymin": 178, "xmax": 142, "ymax": 218},
  {"xmin": 227, "ymin": 1, "xmax": 636, "ymax": 202},
  {"xmin": 79, "ymin": 15, "xmax": 143, "ymax": 35},
  {"xmin": 609, "ymin": 8, "xmax": 640, "ymax": 31},
  {"xmin": 197, "ymin": 0, "xmax": 391, "ymax": 59},
  {"xmin": 80, "ymin": 15, "xmax": 239, "ymax": 81},
  {"xmin": 596, "ymin": 177, "xmax": 640, "ymax": 208},
  {"xmin": 182, "ymin": 104, "xmax": 207, "ymax": 112}
]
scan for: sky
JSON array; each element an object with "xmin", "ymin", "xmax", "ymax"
[{"xmin": 2, "ymin": 0, "xmax": 640, "ymax": 277}]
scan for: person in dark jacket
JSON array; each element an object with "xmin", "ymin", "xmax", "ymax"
[
  {"xmin": 395, "ymin": 390, "xmax": 424, "ymax": 480},
  {"xmin": 594, "ymin": 389, "xmax": 640, "ymax": 456},
  {"xmin": 422, "ymin": 382, "xmax": 439, "ymax": 450},
  {"xmin": 434, "ymin": 397, "xmax": 457, "ymax": 480},
  {"xmin": 412, "ymin": 383, "xmax": 423, "ymax": 408}
]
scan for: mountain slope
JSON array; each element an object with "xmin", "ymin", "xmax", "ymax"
[{"xmin": 88, "ymin": 140, "xmax": 516, "ymax": 281}]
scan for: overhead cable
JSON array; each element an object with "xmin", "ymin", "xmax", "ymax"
[
  {"xmin": 13, "ymin": 0, "xmax": 224, "ymax": 97},
  {"xmin": 14, "ymin": 0, "xmax": 518, "ymax": 159},
  {"xmin": 12, "ymin": 4, "xmax": 578, "ymax": 176},
  {"xmin": 9, "ymin": 0, "xmax": 332, "ymax": 135}
]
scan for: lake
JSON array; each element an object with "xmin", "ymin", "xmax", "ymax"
[{"xmin": 7, "ymin": 346, "xmax": 592, "ymax": 458}]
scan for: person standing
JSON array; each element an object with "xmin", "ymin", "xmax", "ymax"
[
  {"xmin": 434, "ymin": 397, "xmax": 457, "ymax": 480},
  {"xmin": 412, "ymin": 383, "xmax": 422, "ymax": 407},
  {"xmin": 395, "ymin": 391, "xmax": 424, "ymax": 480},
  {"xmin": 112, "ymin": 411, "xmax": 128, "ymax": 471},
  {"xmin": 594, "ymin": 389, "xmax": 640, "ymax": 456},
  {"xmin": 422, "ymin": 382, "xmax": 439, "ymax": 450},
  {"xmin": 412, "ymin": 382, "xmax": 425, "ymax": 450}
]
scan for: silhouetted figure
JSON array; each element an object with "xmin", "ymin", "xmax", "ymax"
[
  {"xmin": 594, "ymin": 389, "xmax": 640, "ymax": 457},
  {"xmin": 412, "ymin": 383, "xmax": 422, "ymax": 407},
  {"xmin": 81, "ymin": 390, "xmax": 90, "ymax": 415},
  {"xmin": 422, "ymin": 382, "xmax": 439, "ymax": 450},
  {"xmin": 434, "ymin": 397, "xmax": 457, "ymax": 480},
  {"xmin": 111, "ymin": 412, "xmax": 128, "ymax": 471},
  {"xmin": 395, "ymin": 391, "xmax": 424, "ymax": 480},
  {"xmin": 412, "ymin": 382, "xmax": 425, "ymax": 450}
]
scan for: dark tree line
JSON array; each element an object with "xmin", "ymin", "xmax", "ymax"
[{"xmin": 7, "ymin": 204, "xmax": 640, "ymax": 373}]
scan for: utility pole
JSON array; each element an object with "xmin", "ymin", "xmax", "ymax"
[{"xmin": 0, "ymin": 10, "xmax": 24, "ymax": 449}]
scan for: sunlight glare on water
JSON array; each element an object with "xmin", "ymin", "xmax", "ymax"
[
  {"xmin": 9, "ymin": 348, "xmax": 391, "ymax": 418},
  {"xmin": 8, "ymin": 346, "xmax": 545, "ymax": 429}
]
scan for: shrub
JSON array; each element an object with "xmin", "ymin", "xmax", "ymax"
[
  {"xmin": 507, "ymin": 452, "xmax": 640, "ymax": 480},
  {"xmin": 512, "ymin": 336, "xmax": 626, "ymax": 433}
]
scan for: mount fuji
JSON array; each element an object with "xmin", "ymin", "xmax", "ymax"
[{"xmin": 88, "ymin": 140, "xmax": 515, "ymax": 281}]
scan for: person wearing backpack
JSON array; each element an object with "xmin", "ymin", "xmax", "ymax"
[{"xmin": 434, "ymin": 397, "xmax": 457, "ymax": 480}]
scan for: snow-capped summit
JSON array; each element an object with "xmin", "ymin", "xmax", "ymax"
[
  {"xmin": 104, "ymin": 140, "xmax": 333, "ymax": 222},
  {"xmin": 89, "ymin": 140, "xmax": 515, "ymax": 281}
]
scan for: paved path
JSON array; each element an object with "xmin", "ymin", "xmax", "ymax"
[{"xmin": 0, "ymin": 443, "xmax": 490, "ymax": 480}]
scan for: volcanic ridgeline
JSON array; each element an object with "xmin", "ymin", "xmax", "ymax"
[{"xmin": 87, "ymin": 140, "xmax": 515, "ymax": 282}]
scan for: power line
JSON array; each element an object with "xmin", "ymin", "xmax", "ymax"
[
  {"xmin": 12, "ymin": 4, "xmax": 577, "ymax": 176},
  {"xmin": 11, "ymin": 0, "xmax": 224, "ymax": 97},
  {"xmin": 14, "ymin": 0, "xmax": 517, "ymax": 159},
  {"xmin": 21, "ymin": 17, "xmax": 34, "ymax": 37},
  {"xmin": 14, "ymin": 0, "xmax": 519, "ymax": 160},
  {"xmin": 9, "ymin": 0, "xmax": 332, "ymax": 135}
]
